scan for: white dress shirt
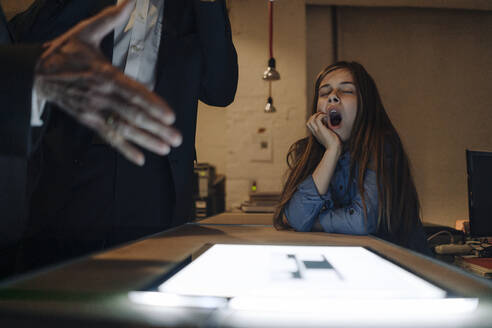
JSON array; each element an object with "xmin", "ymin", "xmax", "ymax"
[
  {"xmin": 31, "ymin": 0, "xmax": 164, "ymax": 126},
  {"xmin": 113, "ymin": 0, "xmax": 163, "ymax": 90}
]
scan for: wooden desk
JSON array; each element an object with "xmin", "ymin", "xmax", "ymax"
[
  {"xmin": 0, "ymin": 213, "xmax": 491, "ymax": 327},
  {"xmin": 197, "ymin": 212, "xmax": 273, "ymax": 225}
]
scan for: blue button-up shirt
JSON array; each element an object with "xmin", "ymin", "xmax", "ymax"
[{"xmin": 285, "ymin": 152, "xmax": 379, "ymax": 235}]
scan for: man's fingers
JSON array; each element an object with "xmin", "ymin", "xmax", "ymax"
[
  {"xmin": 50, "ymin": 97, "xmax": 143, "ymax": 166},
  {"xmin": 77, "ymin": 112, "xmax": 146, "ymax": 166},
  {"xmin": 93, "ymin": 88, "xmax": 181, "ymax": 146},
  {"xmin": 112, "ymin": 73, "xmax": 176, "ymax": 126},
  {"xmin": 116, "ymin": 107, "xmax": 182, "ymax": 147},
  {"xmin": 115, "ymin": 122, "xmax": 171, "ymax": 156},
  {"xmin": 107, "ymin": 135, "xmax": 146, "ymax": 166},
  {"xmin": 77, "ymin": 0, "xmax": 136, "ymax": 46},
  {"xmin": 40, "ymin": 72, "xmax": 182, "ymax": 147},
  {"xmin": 80, "ymin": 85, "xmax": 181, "ymax": 147},
  {"xmin": 76, "ymin": 110, "xmax": 172, "ymax": 161},
  {"xmin": 43, "ymin": 61, "xmax": 176, "ymax": 127}
]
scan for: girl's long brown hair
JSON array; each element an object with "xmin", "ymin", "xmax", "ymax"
[{"xmin": 273, "ymin": 61, "xmax": 421, "ymax": 247}]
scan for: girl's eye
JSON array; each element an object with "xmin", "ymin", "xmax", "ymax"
[{"xmin": 342, "ymin": 90, "xmax": 354, "ymax": 94}]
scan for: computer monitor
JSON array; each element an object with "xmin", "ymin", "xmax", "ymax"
[{"xmin": 466, "ymin": 150, "xmax": 492, "ymax": 237}]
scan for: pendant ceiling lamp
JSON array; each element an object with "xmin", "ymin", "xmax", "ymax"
[
  {"xmin": 263, "ymin": 0, "xmax": 280, "ymax": 81},
  {"xmin": 264, "ymin": 80, "xmax": 276, "ymax": 113},
  {"xmin": 263, "ymin": 0, "xmax": 279, "ymax": 113}
]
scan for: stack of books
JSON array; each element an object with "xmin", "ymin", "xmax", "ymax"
[
  {"xmin": 454, "ymin": 256, "xmax": 492, "ymax": 278},
  {"xmin": 241, "ymin": 192, "xmax": 281, "ymax": 213}
]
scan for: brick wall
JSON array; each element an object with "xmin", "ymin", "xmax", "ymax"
[{"xmin": 196, "ymin": 0, "xmax": 308, "ymax": 210}]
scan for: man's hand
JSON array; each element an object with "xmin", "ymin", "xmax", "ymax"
[{"xmin": 34, "ymin": 0, "xmax": 182, "ymax": 166}]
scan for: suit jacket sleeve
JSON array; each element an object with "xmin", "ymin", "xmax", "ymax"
[
  {"xmin": 194, "ymin": 0, "xmax": 238, "ymax": 107},
  {"xmin": 0, "ymin": 44, "xmax": 43, "ymax": 158}
]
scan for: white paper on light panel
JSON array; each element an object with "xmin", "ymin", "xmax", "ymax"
[{"xmin": 158, "ymin": 245, "xmax": 447, "ymax": 299}]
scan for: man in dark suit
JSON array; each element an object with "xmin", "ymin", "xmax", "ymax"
[
  {"xmin": 0, "ymin": 0, "xmax": 183, "ymax": 278},
  {"xmin": 0, "ymin": 5, "xmax": 42, "ymax": 278},
  {"xmin": 15, "ymin": 0, "xmax": 238, "ymax": 270}
]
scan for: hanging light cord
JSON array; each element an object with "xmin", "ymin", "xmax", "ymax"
[{"xmin": 269, "ymin": 0, "xmax": 274, "ymax": 59}]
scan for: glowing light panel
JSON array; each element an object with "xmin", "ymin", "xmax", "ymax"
[
  {"xmin": 130, "ymin": 245, "xmax": 479, "ymax": 320},
  {"xmin": 158, "ymin": 245, "xmax": 446, "ymax": 299}
]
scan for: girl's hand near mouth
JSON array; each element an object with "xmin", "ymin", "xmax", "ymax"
[{"xmin": 307, "ymin": 112, "xmax": 342, "ymax": 154}]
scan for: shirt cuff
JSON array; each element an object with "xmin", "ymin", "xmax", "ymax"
[
  {"xmin": 30, "ymin": 87, "xmax": 45, "ymax": 127},
  {"xmin": 298, "ymin": 175, "xmax": 334, "ymax": 204}
]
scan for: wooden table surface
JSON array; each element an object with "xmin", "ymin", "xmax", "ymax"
[{"xmin": 0, "ymin": 212, "xmax": 491, "ymax": 327}]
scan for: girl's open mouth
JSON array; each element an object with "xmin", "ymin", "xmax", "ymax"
[{"xmin": 329, "ymin": 109, "xmax": 342, "ymax": 127}]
